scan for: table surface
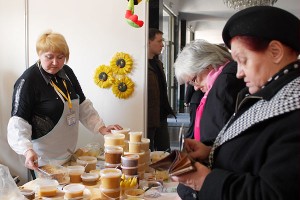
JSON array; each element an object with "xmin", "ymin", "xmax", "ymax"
[{"xmin": 22, "ymin": 177, "xmax": 181, "ymax": 200}]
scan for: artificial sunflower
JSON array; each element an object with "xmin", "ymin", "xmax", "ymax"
[
  {"xmin": 110, "ymin": 52, "xmax": 133, "ymax": 75},
  {"xmin": 112, "ymin": 76, "xmax": 134, "ymax": 99},
  {"xmin": 94, "ymin": 65, "xmax": 114, "ymax": 88}
]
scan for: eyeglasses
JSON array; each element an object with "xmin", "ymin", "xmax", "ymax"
[{"xmin": 188, "ymin": 76, "xmax": 199, "ymax": 87}]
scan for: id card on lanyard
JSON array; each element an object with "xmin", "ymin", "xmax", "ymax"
[
  {"xmin": 50, "ymin": 79, "xmax": 76, "ymax": 126},
  {"xmin": 66, "ymin": 111, "xmax": 76, "ymax": 126}
]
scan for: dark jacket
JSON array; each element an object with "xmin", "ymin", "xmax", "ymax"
[
  {"xmin": 199, "ymin": 61, "xmax": 300, "ymax": 200},
  {"xmin": 185, "ymin": 85, "xmax": 204, "ymax": 139},
  {"xmin": 200, "ymin": 61, "xmax": 245, "ymax": 145},
  {"xmin": 148, "ymin": 58, "xmax": 174, "ymax": 128},
  {"xmin": 185, "ymin": 85, "xmax": 204, "ymax": 105}
]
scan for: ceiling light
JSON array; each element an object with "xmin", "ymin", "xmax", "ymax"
[{"xmin": 223, "ymin": 0, "xmax": 278, "ymax": 10}]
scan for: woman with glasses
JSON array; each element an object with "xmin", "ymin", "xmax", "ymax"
[
  {"xmin": 174, "ymin": 39, "xmax": 245, "ymax": 199},
  {"xmin": 175, "ymin": 39, "xmax": 245, "ymax": 146},
  {"xmin": 7, "ymin": 31, "xmax": 122, "ymax": 175}
]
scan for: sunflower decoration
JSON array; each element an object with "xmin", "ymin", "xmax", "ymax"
[
  {"xmin": 110, "ymin": 52, "xmax": 133, "ymax": 75},
  {"xmin": 112, "ymin": 76, "xmax": 135, "ymax": 99},
  {"xmin": 94, "ymin": 65, "xmax": 114, "ymax": 88}
]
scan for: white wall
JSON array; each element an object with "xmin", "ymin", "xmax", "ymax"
[
  {"xmin": 0, "ymin": 0, "xmax": 147, "ymax": 184},
  {"xmin": 193, "ymin": 20, "xmax": 226, "ymax": 44},
  {"xmin": 0, "ymin": 0, "xmax": 29, "ymax": 184}
]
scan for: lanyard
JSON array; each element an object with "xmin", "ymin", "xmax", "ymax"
[{"xmin": 50, "ymin": 79, "xmax": 73, "ymax": 109}]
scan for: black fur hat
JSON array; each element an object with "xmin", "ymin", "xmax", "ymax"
[{"xmin": 222, "ymin": 6, "xmax": 300, "ymax": 51}]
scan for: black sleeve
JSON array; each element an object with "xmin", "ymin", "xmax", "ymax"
[
  {"xmin": 185, "ymin": 84, "xmax": 195, "ymax": 104},
  {"xmin": 11, "ymin": 77, "xmax": 35, "ymax": 122}
]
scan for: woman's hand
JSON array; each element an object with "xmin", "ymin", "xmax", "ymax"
[
  {"xmin": 99, "ymin": 124, "xmax": 123, "ymax": 135},
  {"xmin": 171, "ymin": 162, "xmax": 211, "ymax": 191},
  {"xmin": 24, "ymin": 149, "xmax": 39, "ymax": 170},
  {"xmin": 184, "ymin": 139, "xmax": 211, "ymax": 161}
]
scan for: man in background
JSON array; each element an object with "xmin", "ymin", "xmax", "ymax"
[{"xmin": 147, "ymin": 28, "xmax": 175, "ymax": 152}]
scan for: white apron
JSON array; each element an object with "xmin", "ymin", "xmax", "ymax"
[{"xmin": 32, "ymin": 90, "xmax": 79, "ymax": 166}]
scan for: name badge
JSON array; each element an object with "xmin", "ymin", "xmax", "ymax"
[{"xmin": 67, "ymin": 112, "xmax": 76, "ymax": 126}]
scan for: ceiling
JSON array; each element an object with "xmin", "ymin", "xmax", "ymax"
[
  {"xmin": 177, "ymin": 0, "xmax": 299, "ymax": 22},
  {"xmin": 164, "ymin": 0, "xmax": 299, "ymax": 42}
]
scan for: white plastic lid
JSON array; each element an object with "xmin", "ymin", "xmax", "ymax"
[
  {"xmin": 63, "ymin": 183, "xmax": 85, "ymax": 193},
  {"xmin": 100, "ymin": 168, "xmax": 122, "ymax": 177},
  {"xmin": 105, "ymin": 146, "xmax": 123, "ymax": 153},
  {"xmin": 81, "ymin": 172, "xmax": 99, "ymax": 181},
  {"xmin": 129, "ymin": 131, "xmax": 143, "ymax": 136},
  {"xmin": 121, "ymin": 154, "xmax": 139, "ymax": 160},
  {"xmin": 67, "ymin": 165, "xmax": 85, "ymax": 173},
  {"xmin": 36, "ymin": 179, "xmax": 59, "ymax": 189},
  {"xmin": 77, "ymin": 156, "xmax": 97, "ymax": 164}
]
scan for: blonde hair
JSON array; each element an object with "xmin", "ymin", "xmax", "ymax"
[{"xmin": 36, "ymin": 30, "xmax": 70, "ymax": 62}]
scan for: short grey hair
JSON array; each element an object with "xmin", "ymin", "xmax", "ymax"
[{"xmin": 174, "ymin": 39, "xmax": 232, "ymax": 85}]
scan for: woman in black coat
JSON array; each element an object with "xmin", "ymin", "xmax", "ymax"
[{"xmin": 172, "ymin": 6, "xmax": 300, "ymax": 200}]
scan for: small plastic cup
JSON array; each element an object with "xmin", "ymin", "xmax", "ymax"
[
  {"xmin": 36, "ymin": 179, "xmax": 59, "ymax": 197},
  {"xmin": 124, "ymin": 151, "xmax": 146, "ymax": 165},
  {"xmin": 81, "ymin": 172, "xmax": 99, "ymax": 186},
  {"xmin": 124, "ymin": 140, "xmax": 129, "ymax": 152},
  {"xmin": 67, "ymin": 165, "xmax": 85, "ymax": 183},
  {"xmin": 100, "ymin": 168, "xmax": 122, "ymax": 189},
  {"xmin": 128, "ymin": 142, "xmax": 142, "ymax": 153},
  {"xmin": 121, "ymin": 154, "xmax": 139, "ymax": 167},
  {"xmin": 121, "ymin": 165, "xmax": 138, "ymax": 176},
  {"xmin": 89, "ymin": 169, "xmax": 101, "ymax": 176},
  {"xmin": 141, "ymin": 138, "xmax": 150, "ymax": 152},
  {"xmin": 20, "ymin": 189, "xmax": 35, "ymax": 200},
  {"xmin": 76, "ymin": 156, "xmax": 97, "ymax": 172},
  {"xmin": 104, "ymin": 133, "xmax": 125, "ymax": 146},
  {"xmin": 99, "ymin": 186, "xmax": 120, "ymax": 200},
  {"xmin": 144, "ymin": 149, "xmax": 151, "ymax": 161},
  {"xmin": 104, "ymin": 162, "xmax": 121, "ymax": 169},
  {"xmin": 129, "ymin": 132, "xmax": 143, "ymax": 142},
  {"xmin": 112, "ymin": 128, "xmax": 131, "ymax": 140},
  {"xmin": 63, "ymin": 184, "xmax": 85, "ymax": 199},
  {"xmin": 105, "ymin": 146, "xmax": 123, "ymax": 164}
]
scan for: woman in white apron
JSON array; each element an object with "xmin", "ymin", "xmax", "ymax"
[{"xmin": 7, "ymin": 31, "xmax": 122, "ymax": 175}]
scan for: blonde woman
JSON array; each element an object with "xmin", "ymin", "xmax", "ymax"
[{"xmin": 7, "ymin": 31, "xmax": 122, "ymax": 176}]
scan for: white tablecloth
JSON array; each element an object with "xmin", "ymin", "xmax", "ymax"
[{"xmin": 22, "ymin": 178, "xmax": 181, "ymax": 200}]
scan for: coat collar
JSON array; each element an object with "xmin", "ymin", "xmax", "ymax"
[
  {"xmin": 235, "ymin": 61, "xmax": 300, "ymax": 112},
  {"xmin": 36, "ymin": 61, "xmax": 69, "ymax": 84}
]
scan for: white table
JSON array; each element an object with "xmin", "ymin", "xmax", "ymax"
[{"xmin": 22, "ymin": 178, "xmax": 181, "ymax": 199}]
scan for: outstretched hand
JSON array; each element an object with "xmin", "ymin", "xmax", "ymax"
[{"xmin": 99, "ymin": 125, "xmax": 123, "ymax": 135}]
